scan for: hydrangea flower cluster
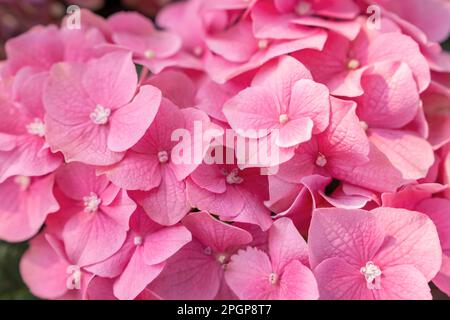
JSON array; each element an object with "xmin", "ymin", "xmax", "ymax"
[{"xmin": 0, "ymin": 0, "xmax": 449, "ymax": 300}]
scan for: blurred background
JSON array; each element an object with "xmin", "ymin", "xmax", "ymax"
[
  {"xmin": 0, "ymin": 0, "xmax": 174, "ymax": 59},
  {"xmin": 0, "ymin": 0, "xmax": 449, "ymax": 299}
]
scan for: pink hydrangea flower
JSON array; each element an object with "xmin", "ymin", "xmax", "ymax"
[
  {"xmin": 149, "ymin": 211, "xmax": 253, "ymax": 299},
  {"xmin": 224, "ymin": 56, "xmax": 330, "ymax": 151},
  {"xmin": 186, "ymin": 146, "xmax": 272, "ymax": 231},
  {"xmin": 3, "ymin": 25, "xmax": 105, "ymax": 76},
  {"xmin": 54, "ymin": 162, "xmax": 136, "ymax": 266},
  {"xmin": 0, "ymin": 69, "xmax": 62, "ymax": 182},
  {"xmin": 225, "ymin": 218, "xmax": 319, "ymax": 300},
  {"xmin": 294, "ymin": 28, "xmax": 431, "ymax": 96},
  {"xmin": 44, "ymin": 52, "xmax": 161, "ymax": 165},
  {"xmin": 86, "ymin": 208, "xmax": 191, "ymax": 300},
  {"xmin": 309, "ymin": 207, "xmax": 442, "ymax": 299}
]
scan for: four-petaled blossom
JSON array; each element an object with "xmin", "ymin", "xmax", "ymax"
[
  {"xmin": 44, "ymin": 51, "xmax": 162, "ymax": 165},
  {"xmin": 309, "ymin": 207, "xmax": 442, "ymax": 300}
]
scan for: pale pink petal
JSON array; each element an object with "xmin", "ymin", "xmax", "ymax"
[
  {"xmin": 336, "ymin": 142, "xmax": 407, "ymax": 193},
  {"xmin": 369, "ymin": 128, "xmax": 434, "ymax": 180},
  {"xmin": 288, "ymin": 79, "xmax": 330, "ymax": 133},
  {"xmin": 135, "ymin": 166, "xmax": 190, "ymax": 226},
  {"xmin": 190, "ymin": 163, "xmax": 227, "ymax": 194},
  {"xmin": 376, "ymin": 264, "xmax": 432, "ymax": 300},
  {"xmin": 44, "ymin": 62, "xmax": 95, "ymax": 125},
  {"xmin": 0, "ymin": 136, "xmax": 62, "ymax": 184},
  {"xmin": 223, "ymin": 86, "xmax": 280, "ymax": 139},
  {"xmin": 20, "ymin": 233, "xmax": 69, "ymax": 299},
  {"xmin": 108, "ymin": 85, "xmax": 161, "ymax": 152},
  {"xmin": 278, "ymin": 260, "xmax": 319, "ymax": 300},
  {"xmin": 356, "ymin": 61, "xmax": 420, "ymax": 129},
  {"xmin": 45, "ymin": 115, "xmax": 124, "ymax": 166},
  {"xmin": 277, "ymin": 117, "xmax": 313, "ymax": 148},
  {"xmin": 206, "ymin": 21, "xmax": 257, "ymax": 63},
  {"xmin": 84, "ymin": 233, "xmax": 135, "ymax": 278},
  {"xmin": 195, "ymin": 78, "xmax": 244, "ymax": 122},
  {"xmin": 186, "ymin": 179, "xmax": 245, "ymax": 218},
  {"xmin": 224, "ymin": 247, "xmax": 274, "ymax": 299},
  {"xmin": 56, "ymin": 162, "xmax": 109, "ymax": 201},
  {"xmin": 5, "ymin": 26, "xmax": 63, "ymax": 75},
  {"xmin": 109, "ymin": 12, "xmax": 181, "ymax": 59},
  {"xmin": 0, "ymin": 175, "xmax": 59, "ymax": 242},
  {"xmin": 372, "ymin": 207, "xmax": 442, "ymax": 281},
  {"xmin": 379, "ymin": 0, "xmax": 450, "ymax": 43},
  {"xmin": 226, "ymin": 247, "xmax": 319, "ymax": 300},
  {"xmin": 292, "ymin": 16, "xmax": 361, "ymax": 40},
  {"xmin": 205, "ymin": 31, "xmax": 326, "ymax": 84},
  {"xmin": 100, "ymin": 188, "xmax": 136, "ymax": 228},
  {"xmin": 63, "ymin": 189, "xmax": 134, "ymax": 267},
  {"xmin": 146, "ymin": 70, "xmax": 196, "ymax": 108},
  {"xmin": 252, "ymin": 56, "xmax": 312, "ymax": 107},
  {"xmin": 170, "ymin": 107, "xmax": 222, "ymax": 181}
]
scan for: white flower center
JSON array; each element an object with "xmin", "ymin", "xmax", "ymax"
[
  {"xmin": 359, "ymin": 120, "xmax": 369, "ymax": 131},
  {"xmin": 26, "ymin": 118, "xmax": 45, "ymax": 137},
  {"xmin": 295, "ymin": 1, "xmax": 311, "ymax": 15},
  {"xmin": 315, "ymin": 153, "xmax": 327, "ymax": 167},
  {"xmin": 14, "ymin": 176, "xmax": 31, "ymax": 191},
  {"xmin": 90, "ymin": 104, "xmax": 111, "ymax": 125},
  {"xmin": 347, "ymin": 58, "xmax": 360, "ymax": 70},
  {"xmin": 360, "ymin": 261, "xmax": 382, "ymax": 289},
  {"xmin": 144, "ymin": 49, "xmax": 156, "ymax": 59},
  {"xmin": 66, "ymin": 265, "xmax": 81, "ymax": 290},
  {"xmin": 258, "ymin": 39, "xmax": 269, "ymax": 50},
  {"xmin": 157, "ymin": 150, "xmax": 169, "ymax": 163},
  {"xmin": 225, "ymin": 168, "xmax": 244, "ymax": 185},
  {"xmin": 279, "ymin": 113, "xmax": 289, "ymax": 124},
  {"xmin": 134, "ymin": 236, "xmax": 143, "ymax": 246},
  {"xmin": 216, "ymin": 253, "xmax": 228, "ymax": 265},
  {"xmin": 83, "ymin": 192, "xmax": 101, "ymax": 213},
  {"xmin": 268, "ymin": 272, "xmax": 278, "ymax": 285}
]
